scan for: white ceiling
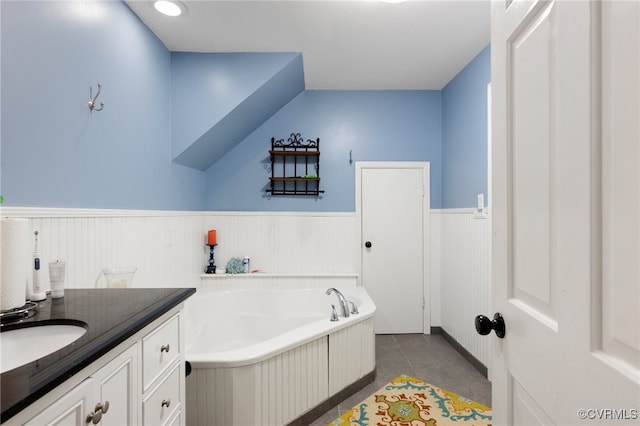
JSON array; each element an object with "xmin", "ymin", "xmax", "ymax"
[{"xmin": 125, "ymin": 0, "xmax": 490, "ymax": 90}]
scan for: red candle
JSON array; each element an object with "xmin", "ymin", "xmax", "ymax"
[{"xmin": 207, "ymin": 230, "xmax": 217, "ymax": 245}]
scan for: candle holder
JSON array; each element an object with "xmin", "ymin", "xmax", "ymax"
[{"xmin": 205, "ymin": 244, "xmax": 217, "ymax": 274}]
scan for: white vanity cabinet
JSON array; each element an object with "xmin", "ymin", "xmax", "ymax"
[
  {"xmin": 141, "ymin": 314, "xmax": 183, "ymax": 425},
  {"xmin": 92, "ymin": 343, "xmax": 138, "ymax": 426},
  {"xmin": 10, "ymin": 307, "xmax": 185, "ymax": 426},
  {"xmin": 28, "ymin": 343, "xmax": 138, "ymax": 426},
  {"xmin": 26, "ymin": 377, "xmax": 96, "ymax": 426}
]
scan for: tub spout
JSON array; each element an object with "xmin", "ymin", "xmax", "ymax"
[{"xmin": 326, "ymin": 288, "xmax": 350, "ymax": 318}]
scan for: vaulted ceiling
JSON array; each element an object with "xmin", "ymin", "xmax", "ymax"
[{"xmin": 125, "ymin": 0, "xmax": 491, "ymax": 90}]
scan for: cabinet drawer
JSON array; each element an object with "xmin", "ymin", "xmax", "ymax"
[
  {"xmin": 142, "ymin": 314, "xmax": 180, "ymax": 391},
  {"xmin": 142, "ymin": 364, "xmax": 180, "ymax": 426}
]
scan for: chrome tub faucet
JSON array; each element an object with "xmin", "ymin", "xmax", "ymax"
[{"xmin": 326, "ymin": 287, "xmax": 350, "ymax": 318}]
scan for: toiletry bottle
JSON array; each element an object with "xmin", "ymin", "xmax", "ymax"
[
  {"xmin": 243, "ymin": 257, "xmax": 250, "ymax": 273},
  {"xmin": 49, "ymin": 260, "xmax": 66, "ymax": 298},
  {"xmin": 30, "ymin": 231, "xmax": 46, "ymax": 301}
]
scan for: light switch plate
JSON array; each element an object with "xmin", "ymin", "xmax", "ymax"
[{"xmin": 474, "ymin": 193, "xmax": 487, "ymax": 219}]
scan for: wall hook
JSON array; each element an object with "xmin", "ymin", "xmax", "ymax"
[
  {"xmin": 349, "ymin": 150, "xmax": 353, "ymax": 165},
  {"xmin": 88, "ymin": 83, "xmax": 104, "ymax": 112}
]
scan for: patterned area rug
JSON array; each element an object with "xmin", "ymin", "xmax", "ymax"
[{"xmin": 330, "ymin": 375, "xmax": 492, "ymax": 426}]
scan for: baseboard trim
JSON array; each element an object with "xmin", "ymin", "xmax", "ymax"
[
  {"xmin": 431, "ymin": 327, "xmax": 488, "ymax": 378},
  {"xmin": 286, "ymin": 369, "xmax": 376, "ymax": 426}
]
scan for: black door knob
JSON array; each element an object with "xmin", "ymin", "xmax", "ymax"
[
  {"xmin": 364, "ymin": 241, "xmax": 372, "ymax": 248},
  {"xmin": 475, "ymin": 313, "xmax": 506, "ymax": 338}
]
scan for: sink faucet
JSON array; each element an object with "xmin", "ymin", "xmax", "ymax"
[{"xmin": 325, "ymin": 288, "xmax": 350, "ymax": 318}]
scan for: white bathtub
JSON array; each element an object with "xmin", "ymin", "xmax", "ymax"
[{"xmin": 184, "ymin": 284, "xmax": 376, "ymax": 426}]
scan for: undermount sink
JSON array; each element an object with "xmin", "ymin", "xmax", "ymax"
[{"xmin": 0, "ymin": 322, "xmax": 88, "ymax": 373}]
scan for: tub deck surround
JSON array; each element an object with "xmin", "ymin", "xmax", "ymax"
[
  {"xmin": 186, "ymin": 285, "xmax": 372, "ymax": 368},
  {"xmin": 199, "ymin": 272, "xmax": 359, "ymax": 290},
  {"xmin": 185, "ymin": 284, "xmax": 376, "ymax": 426},
  {"xmin": 0, "ymin": 288, "xmax": 196, "ymax": 423}
]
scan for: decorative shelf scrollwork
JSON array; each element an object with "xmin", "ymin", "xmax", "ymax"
[
  {"xmin": 266, "ymin": 133, "xmax": 324, "ymax": 196},
  {"xmin": 273, "ymin": 132, "xmax": 318, "ymax": 148}
]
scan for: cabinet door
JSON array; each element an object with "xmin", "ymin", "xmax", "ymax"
[
  {"xmin": 27, "ymin": 378, "xmax": 97, "ymax": 426},
  {"xmin": 93, "ymin": 343, "xmax": 139, "ymax": 426}
]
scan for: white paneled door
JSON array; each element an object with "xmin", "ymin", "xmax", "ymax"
[
  {"xmin": 490, "ymin": 1, "xmax": 639, "ymax": 424},
  {"xmin": 357, "ymin": 162, "xmax": 429, "ymax": 334}
]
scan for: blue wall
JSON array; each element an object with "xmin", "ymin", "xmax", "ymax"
[
  {"xmin": 441, "ymin": 45, "xmax": 491, "ymax": 208},
  {"xmin": 1, "ymin": 1, "xmax": 204, "ymax": 210},
  {"xmin": 205, "ymin": 90, "xmax": 442, "ymax": 211},
  {"xmin": 1, "ymin": 1, "xmax": 490, "ymax": 212},
  {"xmin": 171, "ymin": 52, "xmax": 304, "ymax": 170},
  {"xmin": 171, "ymin": 52, "xmax": 301, "ymax": 158}
]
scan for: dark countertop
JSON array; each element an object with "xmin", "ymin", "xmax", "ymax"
[{"xmin": 0, "ymin": 288, "xmax": 196, "ymax": 423}]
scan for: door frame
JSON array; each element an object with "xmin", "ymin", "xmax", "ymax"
[{"xmin": 355, "ymin": 161, "xmax": 431, "ymax": 333}]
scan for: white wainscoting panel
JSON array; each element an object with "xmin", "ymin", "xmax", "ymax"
[
  {"xmin": 430, "ymin": 212, "xmax": 442, "ymax": 327},
  {"xmin": 203, "ymin": 212, "xmax": 356, "ymax": 274},
  {"xmin": 4, "ymin": 207, "xmax": 490, "ymax": 371},
  {"xmin": 436, "ymin": 209, "xmax": 491, "ymax": 368},
  {"xmin": 186, "ymin": 337, "xmax": 328, "ymax": 426},
  {"xmin": 22, "ymin": 213, "xmax": 205, "ymax": 291},
  {"xmin": 328, "ymin": 317, "xmax": 375, "ymax": 395},
  {"xmin": 2, "ymin": 209, "xmax": 357, "ymax": 292}
]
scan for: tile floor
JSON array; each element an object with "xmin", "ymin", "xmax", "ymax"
[{"xmin": 309, "ymin": 333, "xmax": 492, "ymax": 425}]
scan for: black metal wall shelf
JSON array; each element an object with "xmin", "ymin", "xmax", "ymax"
[{"xmin": 266, "ymin": 133, "xmax": 324, "ymax": 196}]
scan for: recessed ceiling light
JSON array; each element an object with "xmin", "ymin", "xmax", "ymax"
[{"xmin": 153, "ymin": 0, "xmax": 186, "ymax": 17}]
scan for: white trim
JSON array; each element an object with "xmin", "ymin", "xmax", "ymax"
[
  {"xmin": 486, "ymin": 81, "xmax": 493, "ymax": 376},
  {"xmin": 201, "ymin": 211, "xmax": 355, "ymax": 218},
  {"xmin": 487, "ymin": 82, "xmax": 493, "ymax": 214},
  {"xmin": 0, "ymin": 207, "xmax": 355, "ymax": 219},
  {"xmin": 200, "ymin": 272, "xmax": 358, "ymax": 279},
  {"xmin": 431, "ymin": 208, "xmax": 491, "ymax": 215},
  {"xmin": 2, "ymin": 206, "xmax": 487, "ymax": 218},
  {"xmin": 0, "ymin": 207, "xmax": 204, "ymax": 218}
]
